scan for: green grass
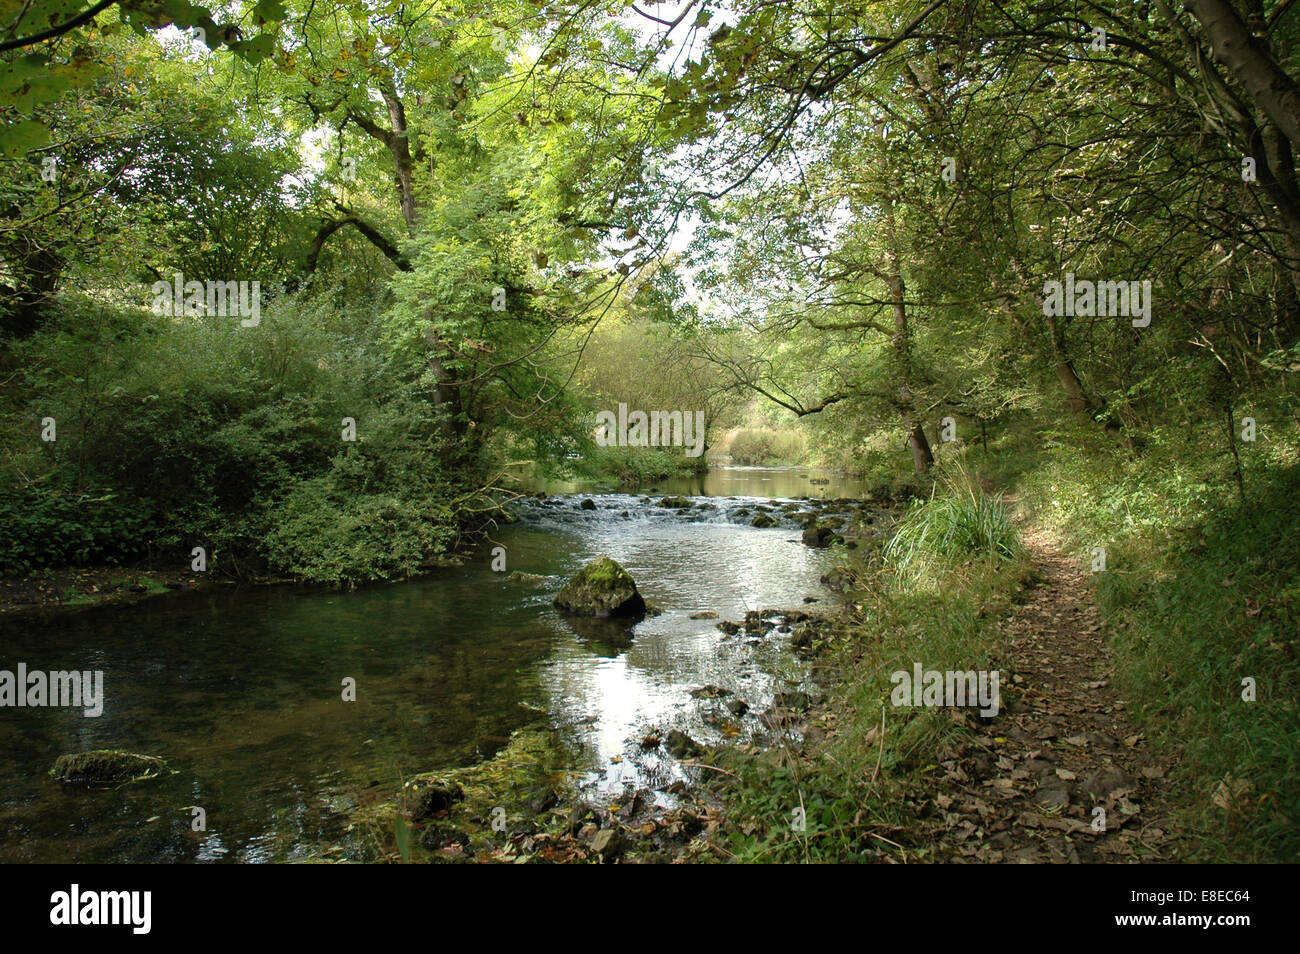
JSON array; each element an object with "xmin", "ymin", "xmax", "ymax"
[
  {"xmin": 883, "ymin": 467, "xmax": 1024, "ymax": 584},
  {"xmin": 58, "ymin": 588, "xmax": 96, "ymax": 607}
]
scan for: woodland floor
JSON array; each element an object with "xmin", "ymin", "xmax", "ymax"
[{"xmin": 914, "ymin": 525, "xmax": 1182, "ymax": 863}]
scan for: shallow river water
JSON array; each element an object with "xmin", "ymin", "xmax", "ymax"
[{"xmin": 0, "ymin": 466, "xmax": 866, "ymax": 862}]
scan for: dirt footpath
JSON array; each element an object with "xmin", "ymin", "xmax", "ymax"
[{"xmin": 917, "ymin": 528, "xmax": 1181, "ymax": 862}]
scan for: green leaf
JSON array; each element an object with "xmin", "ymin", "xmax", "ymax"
[
  {"xmin": 0, "ymin": 119, "xmax": 51, "ymax": 158},
  {"xmin": 254, "ymin": 0, "xmax": 289, "ymax": 24},
  {"xmin": 394, "ymin": 817, "xmax": 411, "ymax": 863}
]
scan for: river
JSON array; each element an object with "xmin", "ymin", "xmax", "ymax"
[{"xmin": 0, "ymin": 466, "xmax": 866, "ymax": 862}]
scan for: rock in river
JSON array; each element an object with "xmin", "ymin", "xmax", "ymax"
[
  {"xmin": 666, "ymin": 730, "xmax": 701, "ymax": 759},
  {"xmin": 552, "ymin": 555, "xmax": 646, "ymax": 618},
  {"xmin": 509, "ymin": 571, "xmax": 547, "ymax": 583},
  {"xmin": 689, "ymin": 684, "xmax": 732, "ymax": 699},
  {"xmin": 592, "ymin": 828, "xmax": 626, "ymax": 860},
  {"xmin": 403, "ymin": 778, "xmax": 465, "ymax": 820},
  {"xmin": 51, "ymin": 750, "xmax": 166, "ymax": 784},
  {"xmin": 802, "ymin": 525, "xmax": 837, "ymax": 547}
]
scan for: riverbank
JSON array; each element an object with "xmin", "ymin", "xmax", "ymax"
[
  {"xmin": 716, "ymin": 428, "xmax": 1299, "ymax": 864},
  {"xmin": 351, "ymin": 514, "xmax": 1183, "ymax": 865},
  {"xmin": 0, "ymin": 565, "xmax": 213, "ymax": 618},
  {"xmin": 710, "ymin": 521, "xmax": 1183, "ymax": 863},
  {"xmin": 343, "ymin": 430, "xmax": 1298, "ymax": 864},
  {"xmin": 0, "ymin": 540, "xmax": 484, "ymax": 619}
]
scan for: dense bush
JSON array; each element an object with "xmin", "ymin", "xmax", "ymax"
[
  {"xmin": 0, "ymin": 291, "xmax": 466, "ymax": 583},
  {"xmin": 578, "ymin": 445, "xmax": 708, "ymax": 485},
  {"xmin": 262, "ymin": 474, "xmax": 455, "ymax": 585},
  {"xmin": 0, "ymin": 485, "xmax": 154, "ymax": 574}
]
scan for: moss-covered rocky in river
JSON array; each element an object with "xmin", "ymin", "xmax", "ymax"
[
  {"xmin": 50, "ymin": 750, "xmax": 167, "ymax": 784},
  {"xmin": 552, "ymin": 555, "xmax": 646, "ymax": 618},
  {"xmin": 349, "ymin": 726, "xmax": 731, "ymax": 864},
  {"xmin": 351, "ymin": 728, "xmax": 578, "ymax": 863}
]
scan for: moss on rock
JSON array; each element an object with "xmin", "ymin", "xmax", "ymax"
[
  {"xmin": 51, "ymin": 750, "xmax": 166, "ymax": 784},
  {"xmin": 552, "ymin": 555, "xmax": 646, "ymax": 618}
]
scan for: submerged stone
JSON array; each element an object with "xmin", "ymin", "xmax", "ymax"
[
  {"xmin": 689, "ymin": 684, "xmax": 732, "ymax": 699},
  {"xmin": 552, "ymin": 555, "xmax": 646, "ymax": 618},
  {"xmin": 508, "ymin": 571, "xmax": 547, "ymax": 583}
]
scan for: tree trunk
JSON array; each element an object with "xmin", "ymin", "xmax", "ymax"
[
  {"xmin": 884, "ymin": 196, "xmax": 933, "ymax": 473},
  {"xmin": 1, "ymin": 245, "xmax": 62, "ymax": 338},
  {"xmin": 380, "ymin": 83, "xmax": 418, "ymax": 234},
  {"xmin": 1042, "ymin": 313, "xmax": 1092, "ymax": 414},
  {"xmin": 1005, "ymin": 256, "xmax": 1097, "ymax": 417},
  {"xmin": 350, "ymin": 86, "xmax": 464, "ymax": 437},
  {"xmin": 906, "ymin": 416, "xmax": 934, "ymax": 472},
  {"xmin": 1184, "ymin": 0, "xmax": 1300, "ymax": 156}
]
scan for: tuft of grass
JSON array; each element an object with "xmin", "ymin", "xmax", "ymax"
[{"xmin": 884, "ymin": 466, "xmax": 1024, "ymax": 583}]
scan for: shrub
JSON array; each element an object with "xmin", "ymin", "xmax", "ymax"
[
  {"xmin": 0, "ymin": 484, "xmax": 154, "ymax": 573},
  {"xmin": 261, "ymin": 472, "xmax": 456, "ymax": 586}
]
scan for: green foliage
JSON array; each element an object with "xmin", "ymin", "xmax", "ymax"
[
  {"xmin": 0, "ymin": 289, "xmax": 462, "ymax": 583},
  {"xmin": 261, "ymin": 456, "xmax": 455, "ymax": 586},
  {"xmin": 0, "ymin": 485, "xmax": 152, "ymax": 573},
  {"xmin": 2, "ymin": 0, "xmax": 1299, "ymax": 867},
  {"xmin": 393, "ymin": 816, "xmax": 410, "ymax": 864},
  {"xmin": 576, "ymin": 444, "xmax": 705, "ymax": 485},
  {"xmin": 0, "ymin": 1, "xmax": 289, "ymax": 159},
  {"xmin": 726, "ymin": 428, "xmax": 807, "ymax": 466}
]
